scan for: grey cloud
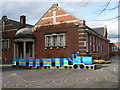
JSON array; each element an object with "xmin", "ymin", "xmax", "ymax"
[
  {"xmin": 108, "ymin": 34, "xmax": 120, "ymax": 38},
  {"xmin": 1, "ymin": 2, "xmax": 52, "ymax": 24},
  {"xmin": 1, "ymin": 2, "xmax": 118, "ymax": 43},
  {"xmin": 1, "ymin": 2, "xmax": 104, "ymax": 24}
]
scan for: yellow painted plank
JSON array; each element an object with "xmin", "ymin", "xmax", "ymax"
[
  {"xmin": 36, "ymin": 62, "xmax": 40, "ymax": 64},
  {"xmin": 29, "ymin": 62, "xmax": 33, "ymax": 64},
  {"xmin": 56, "ymin": 65, "xmax": 60, "ymax": 66},
  {"xmin": 19, "ymin": 62, "xmax": 25, "ymax": 64},
  {"xmin": 55, "ymin": 62, "xmax": 60, "ymax": 63},
  {"xmin": 44, "ymin": 62, "xmax": 51, "ymax": 63},
  {"xmin": 63, "ymin": 61, "xmax": 68, "ymax": 62},
  {"xmin": 84, "ymin": 65, "xmax": 95, "ymax": 66},
  {"xmin": 43, "ymin": 65, "xmax": 51, "ymax": 66}
]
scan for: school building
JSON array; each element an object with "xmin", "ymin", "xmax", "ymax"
[{"xmin": 1, "ymin": 4, "xmax": 110, "ymax": 60}]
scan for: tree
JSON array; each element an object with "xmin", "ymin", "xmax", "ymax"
[{"xmin": 98, "ymin": 0, "xmax": 120, "ymax": 20}]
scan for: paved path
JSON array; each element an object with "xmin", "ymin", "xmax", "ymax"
[{"xmin": 1, "ymin": 55, "xmax": 119, "ymax": 88}]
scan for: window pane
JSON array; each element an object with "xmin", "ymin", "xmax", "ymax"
[
  {"xmin": 53, "ymin": 36, "xmax": 57, "ymax": 46},
  {"xmin": 2, "ymin": 40, "xmax": 4, "ymax": 49},
  {"xmin": 47, "ymin": 36, "xmax": 51, "ymax": 47},
  {"xmin": 59, "ymin": 35, "xmax": 64, "ymax": 46},
  {"xmin": 2, "ymin": 39, "xmax": 9, "ymax": 50}
]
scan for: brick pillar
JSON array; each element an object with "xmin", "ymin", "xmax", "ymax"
[{"xmin": 78, "ymin": 20, "xmax": 86, "ymax": 55}]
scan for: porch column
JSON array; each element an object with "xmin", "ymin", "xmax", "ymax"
[
  {"xmin": 16, "ymin": 43, "xmax": 18, "ymax": 58},
  {"xmin": 32, "ymin": 41, "xmax": 35, "ymax": 59},
  {"xmin": 14, "ymin": 43, "xmax": 16, "ymax": 58},
  {"xmin": 23, "ymin": 41, "xmax": 26, "ymax": 59}
]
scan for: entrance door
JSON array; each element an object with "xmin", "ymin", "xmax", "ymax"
[
  {"xmin": 16, "ymin": 42, "xmax": 33, "ymax": 59},
  {"xmin": 18, "ymin": 43, "xmax": 23, "ymax": 58},
  {"xmin": 26, "ymin": 46, "xmax": 30, "ymax": 58},
  {"xmin": 26, "ymin": 42, "xmax": 33, "ymax": 58}
]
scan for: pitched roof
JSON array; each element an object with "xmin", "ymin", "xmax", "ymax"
[
  {"xmin": 92, "ymin": 27, "xmax": 105, "ymax": 36},
  {"xmin": 1, "ymin": 16, "xmax": 33, "ymax": 30},
  {"xmin": 110, "ymin": 42, "xmax": 120, "ymax": 46},
  {"xmin": 9, "ymin": 19, "xmax": 33, "ymax": 30}
]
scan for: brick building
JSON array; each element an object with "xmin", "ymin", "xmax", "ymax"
[
  {"xmin": 109, "ymin": 42, "xmax": 120, "ymax": 56},
  {"xmin": 0, "ymin": 15, "xmax": 33, "ymax": 60},
  {"xmin": 1, "ymin": 4, "xmax": 110, "ymax": 60},
  {"xmin": 33, "ymin": 4, "xmax": 110, "ymax": 59}
]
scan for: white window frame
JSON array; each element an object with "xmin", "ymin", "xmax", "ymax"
[
  {"xmin": 59, "ymin": 34, "xmax": 65, "ymax": 46},
  {"xmin": 52, "ymin": 35, "xmax": 58, "ymax": 46},
  {"xmin": 45, "ymin": 35, "xmax": 52, "ymax": 47},
  {"xmin": 112, "ymin": 45, "xmax": 118, "ymax": 51},
  {"xmin": 45, "ymin": 33, "xmax": 66, "ymax": 48},
  {"xmin": 2, "ymin": 39, "xmax": 10, "ymax": 50}
]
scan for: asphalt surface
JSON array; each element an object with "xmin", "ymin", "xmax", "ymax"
[{"xmin": 1, "ymin": 55, "xmax": 119, "ymax": 88}]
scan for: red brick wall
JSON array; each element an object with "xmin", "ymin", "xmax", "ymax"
[
  {"xmin": 56, "ymin": 9, "xmax": 68, "ymax": 15},
  {"xmin": 85, "ymin": 32, "xmax": 109, "ymax": 59},
  {"xmin": 2, "ymin": 30, "xmax": 17, "ymax": 60},
  {"xmin": 37, "ymin": 18, "xmax": 53, "ymax": 25},
  {"xmin": 43, "ymin": 11, "xmax": 53, "ymax": 18},
  {"xmin": 33, "ymin": 23, "xmax": 80, "ymax": 58},
  {"xmin": 35, "ymin": 8, "xmax": 78, "ymax": 26},
  {"xmin": 1, "ymin": 19, "xmax": 17, "ymax": 60},
  {"xmin": 56, "ymin": 15, "xmax": 77, "ymax": 22}
]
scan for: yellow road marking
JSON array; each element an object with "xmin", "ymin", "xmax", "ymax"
[{"xmin": 8, "ymin": 73, "xmax": 17, "ymax": 76}]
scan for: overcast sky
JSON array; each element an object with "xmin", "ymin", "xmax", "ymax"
[{"xmin": 0, "ymin": 0, "xmax": 119, "ymax": 43}]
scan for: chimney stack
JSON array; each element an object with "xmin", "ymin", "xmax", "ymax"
[
  {"xmin": 51, "ymin": 4, "xmax": 58, "ymax": 11},
  {"xmin": 20, "ymin": 15, "xmax": 26, "ymax": 28},
  {"xmin": 2, "ymin": 16, "xmax": 7, "ymax": 21},
  {"xmin": 52, "ymin": 4, "xmax": 58, "ymax": 8}
]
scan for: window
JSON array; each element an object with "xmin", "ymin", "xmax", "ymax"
[
  {"xmin": 45, "ymin": 33, "xmax": 65, "ymax": 48},
  {"xmin": 96, "ymin": 37, "xmax": 98, "ymax": 51},
  {"xmin": 59, "ymin": 35, "xmax": 65, "ymax": 46},
  {"xmin": 99, "ymin": 39, "xmax": 101, "ymax": 51},
  {"xmin": 46, "ymin": 36, "xmax": 52, "ymax": 47},
  {"xmin": 53, "ymin": 36, "xmax": 57, "ymax": 46},
  {"xmin": 118, "ymin": 45, "xmax": 120, "ymax": 51},
  {"xmin": 112, "ymin": 45, "xmax": 118, "ymax": 51},
  {"xmin": 2, "ymin": 39, "xmax": 10, "ymax": 50},
  {"xmin": 93, "ymin": 36, "xmax": 95, "ymax": 52}
]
